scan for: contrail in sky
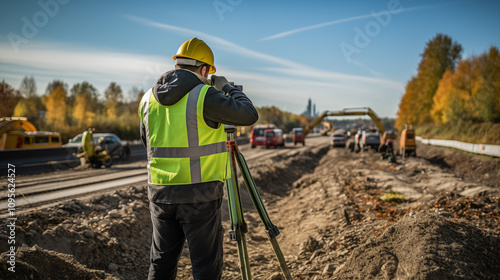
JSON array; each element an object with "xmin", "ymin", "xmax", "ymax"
[{"xmin": 259, "ymin": 4, "xmax": 448, "ymax": 41}]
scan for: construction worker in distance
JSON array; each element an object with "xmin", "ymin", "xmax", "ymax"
[{"xmin": 138, "ymin": 37, "xmax": 259, "ymax": 279}]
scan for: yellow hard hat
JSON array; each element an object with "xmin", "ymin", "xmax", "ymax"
[{"xmin": 172, "ymin": 37, "xmax": 216, "ymax": 74}]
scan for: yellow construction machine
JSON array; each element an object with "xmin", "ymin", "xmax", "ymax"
[
  {"xmin": 0, "ymin": 117, "xmax": 62, "ymax": 150},
  {"xmin": 76, "ymin": 128, "xmax": 113, "ymax": 168},
  {"xmin": 304, "ymin": 107, "xmax": 385, "ymax": 135},
  {"xmin": 400, "ymin": 124, "xmax": 416, "ymax": 158},
  {"xmin": 320, "ymin": 122, "xmax": 333, "ymax": 135}
]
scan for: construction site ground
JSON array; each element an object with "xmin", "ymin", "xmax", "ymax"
[{"xmin": 1, "ymin": 137, "xmax": 499, "ymax": 279}]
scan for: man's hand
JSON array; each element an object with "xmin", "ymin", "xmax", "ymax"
[{"xmin": 211, "ymin": 75, "xmax": 229, "ymax": 92}]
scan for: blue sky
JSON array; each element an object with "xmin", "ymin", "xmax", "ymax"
[{"xmin": 1, "ymin": 0, "xmax": 499, "ymax": 117}]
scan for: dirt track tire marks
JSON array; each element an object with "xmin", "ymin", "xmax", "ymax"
[{"xmin": 0, "ymin": 167, "xmax": 147, "ymax": 215}]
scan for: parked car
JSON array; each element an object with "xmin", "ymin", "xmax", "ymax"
[
  {"xmin": 360, "ymin": 130, "xmax": 381, "ymax": 151},
  {"xmin": 250, "ymin": 124, "xmax": 275, "ymax": 148},
  {"xmin": 264, "ymin": 128, "xmax": 285, "ymax": 148},
  {"xmin": 64, "ymin": 133, "xmax": 130, "ymax": 160},
  {"xmin": 330, "ymin": 132, "xmax": 346, "ymax": 148}
]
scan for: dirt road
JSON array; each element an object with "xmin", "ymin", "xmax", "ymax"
[{"xmin": 1, "ymin": 137, "xmax": 499, "ymax": 279}]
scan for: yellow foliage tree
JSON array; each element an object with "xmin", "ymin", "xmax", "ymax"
[
  {"xmin": 475, "ymin": 47, "xmax": 500, "ymax": 122},
  {"xmin": 431, "ymin": 70, "xmax": 455, "ymax": 123},
  {"xmin": 13, "ymin": 98, "xmax": 29, "ymax": 117},
  {"xmin": 71, "ymin": 82, "xmax": 98, "ymax": 128},
  {"xmin": 45, "ymin": 86, "xmax": 68, "ymax": 131},
  {"xmin": 395, "ymin": 34, "xmax": 462, "ymax": 129},
  {"xmin": 431, "ymin": 46, "xmax": 500, "ymax": 124},
  {"xmin": 104, "ymin": 82, "xmax": 123, "ymax": 120},
  {"xmin": 73, "ymin": 93, "xmax": 96, "ymax": 128},
  {"xmin": 395, "ymin": 77, "xmax": 420, "ymax": 130}
]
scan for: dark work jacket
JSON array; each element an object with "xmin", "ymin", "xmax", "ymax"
[{"xmin": 140, "ymin": 69, "xmax": 259, "ymax": 204}]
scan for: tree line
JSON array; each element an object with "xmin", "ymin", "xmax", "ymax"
[
  {"xmin": 395, "ymin": 33, "xmax": 500, "ymax": 131},
  {"xmin": 0, "ymin": 78, "xmax": 312, "ymax": 142},
  {"xmin": 0, "ymin": 78, "xmax": 144, "ymax": 142}
]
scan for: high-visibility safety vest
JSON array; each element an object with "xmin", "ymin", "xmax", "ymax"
[{"xmin": 139, "ymin": 84, "xmax": 229, "ymax": 185}]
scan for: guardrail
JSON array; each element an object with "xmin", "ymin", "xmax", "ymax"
[
  {"xmin": 0, "ymin": 144, "xmax": 147, "ymax": 174},
  {"xmin": 0, "ymin": 146, "xmax": 79, "ymax": 166},
  {"xmin": 416, "ymin": 137, "xmax": 500, "ymax": 158}
]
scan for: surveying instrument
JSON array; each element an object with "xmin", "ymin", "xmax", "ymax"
[{"xmin": 224, "ymin": 125, "xmax": 293, "ymax": 279}]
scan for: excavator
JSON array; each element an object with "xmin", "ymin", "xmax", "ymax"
[
  {"xmin": 320, "ymin": 122, "xmax": 333, "ymax": 135},
  {"xmin": 304, "ymin": 107, "xmax": 385, "ymax": 153},
  {"xmin": 304, "ymin": 107, "xmax": 385, "ymax": 135},
  {"xmin": 0, "ymin": 117, "xmax": 62, "ymax": 150}
]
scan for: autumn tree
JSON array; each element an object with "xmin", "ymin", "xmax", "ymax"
[
  {"xmin": 257, "ymin": 106, "xmax": 308, "ymax": 132},
  {"xmin": 104, "ymin": 82, "xmax": 123, "ymax": 120},
  {"xmin": 14, "ymin": 76, "xmax": 43, "ymax": 121},
  {"xmin": 71, "ymin": 82, "xmax": 98, "ymax": 128},
  {"xmin": 395, "ymin": 77, "xmax": 420, "ymax": 129},
  {"xmin": 395, "ymin": 34, "xmax": 462, "ymax": 129},
  {"xmin": 19, "ymin": 76, "xmax": 37, "ymax": 98},
  {"xmin": 45, "ymin": 80, "xmax": 67, "ymax": 95},
  {"xmin": 13, "ymin": 99, "xmax": 31, "ymax": 118},
  {"xmin": 0, "ymin": 80, "xmax": 21, "ymax": 117},
  {"xmin": 45, "ymin": 86, "xmax": 68, "ymax": 131},
  {"xmin": 431, "ymin": 70, "xmax": 455, "ymax": 123},
  {"xmin": 474, "ymin": 46, "xmax": 500, "ymax": 122},
  {"xmin": 431, "ymin": 46, "xmax": 500, "ymax": 124},
  {"xmin": 127, "ymin": 86, "xmax": 144, "ymax": 103},
  {"xmin": 416, "ymin": 34, "xmax": 462, "ymax": 122}
]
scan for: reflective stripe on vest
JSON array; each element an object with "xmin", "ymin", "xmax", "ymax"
[{"xmin": 139, "ymin": 84, "xmax": 229, "ymax": 185}]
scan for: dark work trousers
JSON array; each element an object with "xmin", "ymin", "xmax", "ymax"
[{"xmin": 148, "ymin": 198, "xmax": 224, "ymax": 280}]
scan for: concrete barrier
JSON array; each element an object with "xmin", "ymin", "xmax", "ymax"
[{"xmin": 416, "ymin": 137, "xmax": 500, "ymax": 157}]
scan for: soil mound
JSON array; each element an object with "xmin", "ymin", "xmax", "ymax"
[
  {"xmin": 335, "ymin": 211, "xmax": 500, "ymax": 279},
  {"xmin": 0, "ymin": 186, "xmax": 151, "ymax": 280},
  {"xmin": 0, "ymin": 244, "xmax": 116, "ymax": 280}
]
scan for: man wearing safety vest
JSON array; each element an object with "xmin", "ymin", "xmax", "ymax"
[{"xmin": 139, "ymin": 37, "xmax": 258, "ymax": 279}]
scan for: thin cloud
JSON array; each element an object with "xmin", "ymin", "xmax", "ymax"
[
  {"xmin": 125, "ymin": 15, "xmax": 402, "ymax": 87},
  {"xmin": 0, "ymin": 42, "xmax": 171, "ymax": 95},
  {"xmin": 0, "ymin": 42, "xmax": 169, "ymax": 77},
  {"xmin": 260, "ymin": 4, "xmax": 443, "ymax": 41}
]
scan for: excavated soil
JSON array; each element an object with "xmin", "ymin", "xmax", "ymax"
[{"xmin": 1, "ymin": 139, "xmax": 499, "ymax": 279}]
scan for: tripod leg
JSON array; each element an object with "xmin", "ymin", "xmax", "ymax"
[
  {"xmin": 234, "ymin": 150, "xmax": 293, "ymax": 279},
  {"xmin": 226, "ymin": 150, "xmax": 252, "ymax": 279}
]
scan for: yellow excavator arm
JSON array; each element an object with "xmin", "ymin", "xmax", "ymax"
[{"xmin": 304, "ymin": 107, "xmax": 385, "ymax": 135}]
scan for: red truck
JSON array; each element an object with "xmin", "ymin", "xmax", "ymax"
[
  {"xmin": 250, "ymin": 124, "xmax": 275, "ymax": 148},
  {"xmin": 291, "ymin": 127, "xmax": 305, "ymax": 146},
  {"xmin": 264, "ymin": 128, "xmax": 285, "ymax": 148}
]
